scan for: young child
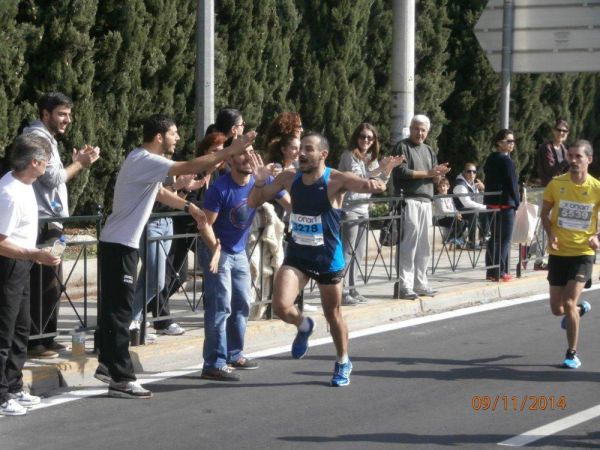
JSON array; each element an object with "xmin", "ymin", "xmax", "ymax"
[{"xmin": 434, "ymin": 177, "xmax": 466, "ymax": 247}]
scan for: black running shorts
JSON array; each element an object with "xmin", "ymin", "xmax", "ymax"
[
  {"xmin": 547, "ymin": 254, "xmax": 594, "ymax": 287},
  {"xmin": 283, "ymin": 256, "xmax": 344, "ymax": 285}
]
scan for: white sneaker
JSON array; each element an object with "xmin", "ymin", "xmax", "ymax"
[
  {"xmin": 158, "ymin": 323, "xmax": 186, "ymax": 336},
  {"xmin": 10, "ymin": 391, "xmax": 41, "ymax": 408},
  {"xmin": 0, "ymin": 399, "xmax": 27, "ymax": 416},
  {"xmin": 129, "ymin": 320, "xmax": 140, "ymax": 331},
  {"xmin": 108, "ymin": 380, "xmax": 153, "ymax": 399}
]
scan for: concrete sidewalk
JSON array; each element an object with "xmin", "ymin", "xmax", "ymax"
[{"xmin": 24, "ymin": 246, "xmax": 580, "ymax": 398}]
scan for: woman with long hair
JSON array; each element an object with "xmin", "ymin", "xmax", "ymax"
[
  {"xmin": 267, "ymin": 134, "xmax": 300, "ymax": 170},
  {"xmin": 484, "ymin": 128, "xmax": 520, "ymax": 282},
  {"xmin": 338, "ymin": 123, "xmax": 403, "ymax": 305}
]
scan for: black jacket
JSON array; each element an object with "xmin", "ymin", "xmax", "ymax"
[{"xmin": 483, "ymin": 151, "xmax": 520, "ymax": 209}]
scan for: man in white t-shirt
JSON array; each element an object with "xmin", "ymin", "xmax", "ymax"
[
  {"xmin": 0, "ymin": 134, "xmax": 61, "ymax": 416},
  {"xmin": 95, "ymin": 114, "xmax": 255, "ymax": 399}
]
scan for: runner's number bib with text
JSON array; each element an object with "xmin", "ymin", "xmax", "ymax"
[
  {"xmin": 557, "ymin": 199, "xmax": 593, "ymax": 231},
  {"xmin": 290, "ymin": 213, "xmax": 324, "ymax": 246}
]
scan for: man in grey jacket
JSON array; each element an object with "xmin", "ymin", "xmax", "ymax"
[
  {"xmin": 391, "ymin": 115, "xmax": 450, "ymax": 300},
  {"xmin": 24, "ymin": 92, "xmax": 100, "ymax": 358}
]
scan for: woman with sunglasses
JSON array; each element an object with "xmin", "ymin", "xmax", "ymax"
[
  {"xmin": 536, "ymin": 118, "xmax": 570, "ymax": 187},
  {"xmin": 484, "ymin": 129, "xmax": 520, "ymax": 282},
  {"xmin": 338, "ymin": 123, "xmax": 403, "ymax": 305}
]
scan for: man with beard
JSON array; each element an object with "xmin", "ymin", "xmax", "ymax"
[
  {"xmin": 96, "ymin": 114, "xmax": 256, "ymax": 398},
  {"xmin": 247, "ymin": 132, "xmax": 387, "ymax": 387},
  {"xmin": 198, "ymin": 141, "xmax": 289, "ymax": 382},
  {"xmin": 541, "ymin": 140, "xmax": 599, "ymax": 369},
  {"xmin": 23, "ymin": 92, "xmax": 100, "ymax": 358}
]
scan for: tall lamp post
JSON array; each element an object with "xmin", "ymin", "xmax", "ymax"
[{"xmin": 196, "ymin": 0, "xmax": 215, "ymax": 143}]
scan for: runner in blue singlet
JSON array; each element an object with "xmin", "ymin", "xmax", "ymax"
[{"xmin": 248, "ymin": 132, "xmax": 396, "ymax": 387}]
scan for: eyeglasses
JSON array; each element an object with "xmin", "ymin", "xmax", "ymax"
[
  {"xmin": 503, "ymin": 140, "xmax": 515, "ymax": 144},
  {"xmin": 555, "ymin": 128, "xmax": 569, "ymax": 133},
  {"xmin": 359, "ymin": 134, "xmax": 374, "ymax": 141},
  {"xmin": 465, "ymin": 169, "xmax": 477, "ymax": 174},
  {"xmin": 236, "ymin": 121, "xmax": 246, "ymax": 127}
]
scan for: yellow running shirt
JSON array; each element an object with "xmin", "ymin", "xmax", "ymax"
[{"xmin": 543, "ymin": 173, "xmax": 600, "ymax": 256}]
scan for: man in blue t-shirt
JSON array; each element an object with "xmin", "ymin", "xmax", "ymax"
[{"xmin": 198, "ymin": 144, "xmax": 289, "ymax": 381}]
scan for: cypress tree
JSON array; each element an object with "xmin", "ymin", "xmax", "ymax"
[
  {"xmin": 414, "ymin": 0, "xmax": 453, "ymax": 156},
  {"xmin": 19, "ymin": 0, "xmax": 98, "ymax": 213},
  {"xmin": 362, "ymin": 0, "xmax": 393, "ymax": 151},
  {"xmin": 215, "ymin": 0, "xmax": 301, "ymax": 149},
  {"xmin": 289, "ymin": 0, "xmax": 378, "ymax": 162},
  {"xmin": 86, "ymin": 0, "xmax": 148, "ymax": 213},
  {"xmin": 0, "ymin": 0, "xmax": 40, "ymax": 162},
  {"xmin": 438, "ymin": 0, "xmax": 499, "ymax": 176}
]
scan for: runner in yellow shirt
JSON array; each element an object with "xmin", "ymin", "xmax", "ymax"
[{"xmin": 541, "ymin": 140, "xmax": 600, "ymax": 369}]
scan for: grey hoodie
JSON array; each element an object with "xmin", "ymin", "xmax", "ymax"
[{"xmin": 23, "ymin": 120, "xmax": 69, "ymax": 220}]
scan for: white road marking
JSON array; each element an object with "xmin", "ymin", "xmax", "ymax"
[
  {"xmin": 498, "ymin": 404, "xmax": 600, "ymax": 447},
  {"xmin": 9, "ymin": 286, "xmax": 599, "ymax": 420}
]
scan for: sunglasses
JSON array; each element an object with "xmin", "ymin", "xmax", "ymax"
[
  {"xmin": 359, "ymin": 134, "xmax": 374, "ymax": 141},
  {"xmin": 502, "ymin": 139, "xmax": 515, "ymax": 144},
  {"xmin": 555, "ymin": 128, "xmax": 569, "ymax": 133}
]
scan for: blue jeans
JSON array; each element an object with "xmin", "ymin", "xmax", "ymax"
[
  {"xmin": 133, "ymin": 217, "xmax": 173, "ymax": 322},
  {"xmin": 200, "ymin": 245, "xmax": 251, "ymax": 369},
  {"xmin": 486, "ymin": 208, "xmax": 515, "ymax": 277}
]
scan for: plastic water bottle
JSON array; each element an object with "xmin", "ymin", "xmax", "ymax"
[
  {"xmin": 71, "ymin": 328, "xmax": 86, "ymax": 357},
  {"xmin": 50, "ymin": 236, "xmax": 66, "ymax": 257}
]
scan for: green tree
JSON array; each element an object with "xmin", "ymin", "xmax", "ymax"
[
  {"xmin": 414, "ymin": 0, "xmax": 453, "ymax": 156},
  {"xmin": 19, "ymin": 0, "xmax": 99, "ymax": 213},
  {"xmin": 0, "ymin": 0, "xmax": 39, "ymax": 162}
]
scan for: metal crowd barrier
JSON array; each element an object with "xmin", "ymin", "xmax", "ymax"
[
  {"xmin": 30, "ymin": 214, "xmax": 102, "ymax": 341},
  {"xmin": 333, "ymin": 191, "xmax": 504, "ymax": 300},
  {"xmin": 137, "ymin": 210, "xmax": 273, "ymax": 341},
  {"xmin": 430, "ymin": 191, "xmax": 502, "ymax": 275},
  {"xmin": 38, "ymin": 192, "xmax": 515, "ymax": 346}
]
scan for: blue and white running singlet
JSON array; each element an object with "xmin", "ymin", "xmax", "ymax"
[{"xmin": 286, "ymin": 167, "xmax": 345, "ymax": 273}]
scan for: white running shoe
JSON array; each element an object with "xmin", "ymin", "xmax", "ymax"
[
  {"xmin": 158, "ymin": 323, "xmax": 186, "ymax": 335},
  {"xmin": 10, "ymin": 391, "xmax": 41, "ymax": 408},
  {"xmin": 0, "ymin": 399, "xmax": 27, "ymax": 416},
  {"xmin": 108, "ymin": 380, "xmax": 153, "ymax": 399}
]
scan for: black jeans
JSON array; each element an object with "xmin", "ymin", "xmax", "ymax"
[
  {"xmin": 29, "ymin": 225, "xmax": 63, "ymax": 346},
  {"xmin": 97, "ymin": 242, "xmax": 138, "ymax": 383},
  {"xmin": 0, "ymin": 256, "xmax": 32, "ymax": 402}
]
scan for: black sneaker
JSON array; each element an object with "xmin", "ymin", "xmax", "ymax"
[
  {"xmin": 200, "ymin": 366, "xmax": 241, "ymax": 381},
  {"xmin": 230, "ymin": 357, "xmax": 259, "ymax": 370},
  {"xmin": 94, "ymin": 363, "xmax": 112, "ymax": 384}
]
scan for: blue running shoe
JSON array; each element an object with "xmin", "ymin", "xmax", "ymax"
[
  {"xmin": 331, "ymin": 360, "xmax": 353, "ymax": 387},
  {"xmin": 291, "ymin": 317, "xmax": 314, "ymax": 359},
  {"xmin": 562, "ymin": 353, "xmax": 581, "ymax": 369},
  {"xmin": 560, "ymin": 301, "xmax": 591, "ymax": 330}
]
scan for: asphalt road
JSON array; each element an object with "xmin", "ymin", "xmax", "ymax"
[{"xmin": 2, "ymin": 292, "xmax": 600, "ymax": 449}]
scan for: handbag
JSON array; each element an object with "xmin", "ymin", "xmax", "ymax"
[{"xmin": 512, "ymin": 188, "xmax": 539, "ymax": 243}]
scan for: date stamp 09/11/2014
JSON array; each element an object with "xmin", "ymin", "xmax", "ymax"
[{"xmin": 471, "ymin": 395, "xmax": 567, "ymax": 412}]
